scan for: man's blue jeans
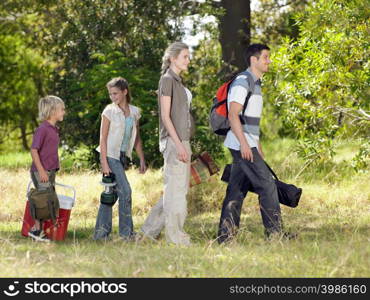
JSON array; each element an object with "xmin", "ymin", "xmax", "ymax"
[
  {"xmin": 94, "ymin": 156, "xmax": 133, "ymax": 240},
  {"xmin": 217, "ymin": 148, "xmax": 282, "ymax": 243}
]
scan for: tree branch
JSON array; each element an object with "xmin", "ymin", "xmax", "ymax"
[{"xmin": 331, "ymin": 107, "xmax": 370, "ymax": 124}]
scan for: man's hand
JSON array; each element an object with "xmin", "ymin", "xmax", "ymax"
[
  {"xmin": 241, "ymin": 142, "xmax": 253, "ymax": 162},
  {"xmin": 229, "ymin": 102, "xmax": 253, "ymax": 162}
]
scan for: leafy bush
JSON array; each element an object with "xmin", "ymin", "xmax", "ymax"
[{"xmin": 263, "ymin": 0, "xmax": 369, "ymax": 170}]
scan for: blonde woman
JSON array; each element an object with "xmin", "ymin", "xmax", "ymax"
[{"xmin": 141, "ymin": 42, "xmax": 195, "ymax": 246}]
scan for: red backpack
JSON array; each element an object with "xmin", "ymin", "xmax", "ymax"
[{"xmin": 209, "ymin": 71, "xmax": 255, "ymax": 135}]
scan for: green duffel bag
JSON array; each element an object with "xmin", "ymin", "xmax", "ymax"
[{"xmin": 28, "ymin": 186, "xmax": 59, "ymax": 222}]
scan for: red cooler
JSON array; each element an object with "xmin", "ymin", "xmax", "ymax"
[{"xmin": 21, "ymin": 182, "xmax": 76, "ymax": 241}]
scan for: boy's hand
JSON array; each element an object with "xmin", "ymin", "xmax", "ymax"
[{"xmin": 39, "ymin": 169, "xmax": 49, "ymax": 182}]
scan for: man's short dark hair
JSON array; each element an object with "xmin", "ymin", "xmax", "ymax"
[{"xmin": 244, "ymin": 44, "xmax": 270, "ymax": 67}]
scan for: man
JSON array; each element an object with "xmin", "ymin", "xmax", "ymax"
[{"xmin": 217, "ymin": 43, "xmax": 294, "ymax": 243}]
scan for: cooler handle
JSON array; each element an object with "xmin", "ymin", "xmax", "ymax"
[{"xmin": 26, "ymin": 181, "xmax": 76, "ymax": 201}]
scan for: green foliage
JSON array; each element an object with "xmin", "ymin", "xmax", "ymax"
[
  {"xmin": 351, "ymin": 139, "xmax": 370, "ymax": 172},
  {"xmin": 0, "ymin": 0, "xmax": 189, "ymax": 165},
  {"xmin": 185, "ymin": 27, "xmax": 225, "ymax": 161},
  {"xmin": 61, "ymin": 50, "xmax": 161, "ymax": 167},
  {"xmin": 0, "ymin": 24, "xmax": 51, "ymax": 148},
  {"xmin": 251, "ymin": 0, "xmax": 309, "ymax": 46},
  {"xmin": 1, "ymin": 0, "xmax": 368, "ymax": 172},
  {"xmin": 46, "ymin": 0, "xmax": 226, "ymax": 168},
  {"xmin": 263, "ymin": 0, "xmax": 370, "ymax": 170}
]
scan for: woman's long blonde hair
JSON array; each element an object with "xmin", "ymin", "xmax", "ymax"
[{"xmin": 161, "ymin": 41, "xmax": 189, "ymax": 75}]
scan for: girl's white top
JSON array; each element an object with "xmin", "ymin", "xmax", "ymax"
[{"xmin": 96, "ymin": 103, "xmax": 141, "ymax": 160}]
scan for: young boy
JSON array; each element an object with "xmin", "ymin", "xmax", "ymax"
[{"xmin": 28, "ymin": 95, "xmax": 65, "ymax": 242}]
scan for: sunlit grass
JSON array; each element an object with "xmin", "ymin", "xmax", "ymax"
[{"xmin": 0, "ymin": 139, "xmax": 369, "ymax": 277}]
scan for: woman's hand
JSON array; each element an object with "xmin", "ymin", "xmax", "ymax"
[{"xmin": 176, "ymin": 142, "xmax": 189, "ymax": 163}]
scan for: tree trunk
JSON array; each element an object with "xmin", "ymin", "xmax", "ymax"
[
  {"xmin": 19, "ymin": 121, "xmax": 29, "ymax": 151},
  {"xmin": 218, "ymin": 0, "xmax": 251, "ymax": 75}
]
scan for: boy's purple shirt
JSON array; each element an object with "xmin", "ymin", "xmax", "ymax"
[{"xmin": 30, "ymin": 121, "xmax": 60, "ymax": 172}]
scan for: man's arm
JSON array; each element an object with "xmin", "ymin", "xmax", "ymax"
[
  {"xmin": 229, "ymin": 102, "xmax": 253, "ymax": 162},
  {"xmin": 258, "ymin": 141, "xmax": 264, "ymax": 160}
]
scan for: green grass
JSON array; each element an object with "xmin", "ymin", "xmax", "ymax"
[
  {"xmin": 0, "ymin": 138, "xmax": 369, "ymax": 277},
  {"xmin": 0, "ymin": 146, "xmax": 91, "ymax": 171},
  {"xmin": 0, "ymin": 151, "xmax": 32, "ymax": 169}
]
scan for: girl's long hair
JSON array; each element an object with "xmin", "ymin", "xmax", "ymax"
[{"xmin": 106, "ymin": 77, "xmax": 131, "ymax": 103}]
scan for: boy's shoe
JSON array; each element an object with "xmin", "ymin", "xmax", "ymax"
[{"xmin": 28, "ymin": 229, "xmax": 50, "ymax": 242}]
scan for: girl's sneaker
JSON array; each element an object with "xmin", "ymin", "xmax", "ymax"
[{"xmin": 28, "ymin": 229, "xmax": 50, "ymax": 242}]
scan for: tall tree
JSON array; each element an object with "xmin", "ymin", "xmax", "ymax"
[
  {"xmin": 218, "ymin": 0, "xmax": 251, "ymax": 72},
  {"xmin": 183, "ymin": 0, "xmax": 251, "ymax": 73}
]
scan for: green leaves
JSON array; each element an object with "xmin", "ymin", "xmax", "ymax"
[{"xmin": 263, "ymin": 0, "xmax": 370, "ymax": 171}]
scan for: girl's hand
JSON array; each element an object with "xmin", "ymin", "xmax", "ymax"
[
  {"xmin": 101, "ymin": 162, "xmax": 112, "ymax": 175},
  {"xmin": 139, "ymin": 159, "xmax": 147, "ymax": 174},
  {"xmin": 39, "ymin": 169, "xmax": 49, "ymax": 182},
  {"xmin": 176, "ymin": 142, "xmax": 189, "ymax": 163}
]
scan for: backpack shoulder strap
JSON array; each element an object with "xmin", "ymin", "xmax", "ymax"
[
  {"xmin": 238, "ymin": 70, "xmax": 255, "ymax": 115},
  {"xmin": 244, "ymin": 71, "xmax": 255, "ymax": 93},
  {"xmin": 224, "ymin": 73, "xmax": 240, "ymax": 117}
]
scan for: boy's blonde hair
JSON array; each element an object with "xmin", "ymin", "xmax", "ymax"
[{"xmin": 38, "ymin": 95, "xmax": 64, "ymax": 121}]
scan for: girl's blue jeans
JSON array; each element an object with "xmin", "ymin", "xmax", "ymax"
[{"xmin": 93, "ymin": 156, "xmax": 133, "ymax": 240}]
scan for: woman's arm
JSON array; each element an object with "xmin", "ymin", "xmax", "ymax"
[
  {"xmin": 160, "ymin": 95, "xmax": 189, "ymax": 162},
  {"xmin": 100, "ymin": 115, "xmax": 112, "ymax": 175}
]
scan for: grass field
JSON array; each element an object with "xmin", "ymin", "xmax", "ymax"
[{"xmin": 0, "ymin": 139, "xmax": 369, "ymax": 277}]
